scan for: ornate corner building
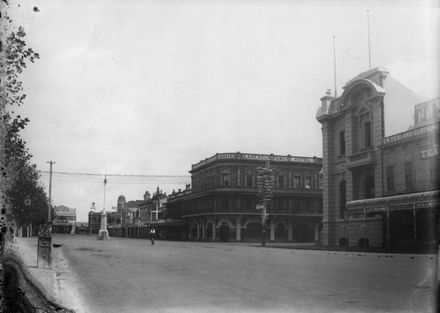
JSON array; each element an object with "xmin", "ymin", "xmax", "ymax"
[
  {"xmin": 167, "ymin": 152, "xmax": 323, "ymax": 242},
  {"xmin": 316, "ymin": 67, "xmax": 439, "ymax": 251}
]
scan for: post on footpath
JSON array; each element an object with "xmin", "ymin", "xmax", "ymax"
[
  {"xmin": 262, "ymin": 202, "xmax": 267, "ymax": 246},
  {"xmin": 37, "ymin": 222, "xmax": 52, "ymax": 268}
]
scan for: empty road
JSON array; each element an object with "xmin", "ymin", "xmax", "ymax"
[{"xmin": 51, "ymin": 234, "xmax": 436, "ymax": 313}]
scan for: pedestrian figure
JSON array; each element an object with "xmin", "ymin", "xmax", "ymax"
[{"xmin": 149, "ymin": 227, "xmax": 156, "ymax": 245}]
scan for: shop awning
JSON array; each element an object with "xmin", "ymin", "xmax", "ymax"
[{"xmin": 346, "ymin": 190, "xmax": 439, "ymax": 213}]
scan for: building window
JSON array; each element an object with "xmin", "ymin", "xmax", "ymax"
[
  {"xmin": 293, "ymin": 176, "xmax": 300, "ymax": 188},
  {"xmin": 305, "ymin": 176, "xmax": 311, "ymax": 189},
  {"xmin": 304, "ymin": 199, "xmax": 311, "ymax": 211},
  {"xmin": 405, "ymin": 161, "xmax": 413, "ymax": 189},
  {"xmin": 246, "ymin": 198, "xmax": 253, "ymax": 210},
  {"xmin": 278, "ymin": 199, "xmax": 285, "ymax": 210},
  {"xmin": 364, "ymin": 121, "xmax": 371, "ymax": 148},
  {"xmin": 386, "ymin": 165, "xmax": 394, "ymax": 192},
  {"xmin": 221, "ymin": 169, "xmax": 230, "ymax": 187},
  {"xmin": 278, "ymin": 175, "xmax": 285, "ymax": 188},
  {"xmin": 246, "ymin": 172, "xmax": 253, "ymax": 187},
  {"xmin": 429, "ymin": 157, "xmax": 440, "ymax": 185},
  {"xmin": 364, "ymin": 175, "xmax": 375, "ymax": 199},
  {"xmin": 339, "ymin": 180, "xmax": 346, "ymax": 218},
  {"xmin": 339, "ymin": 131, "xmax": 345, "ymax": 155},
  {"xmin": 293, "ymin": 199, "xmax": 300, "ymax": 212}
]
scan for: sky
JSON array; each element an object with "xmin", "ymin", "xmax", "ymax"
[{"xmin": 7, "ymin": 0, "xmax": 439, "ymax": 222}]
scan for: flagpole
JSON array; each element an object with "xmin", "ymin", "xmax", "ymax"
[
  {"xmin": 103, "ymin": 170, "xmax": 107, "ymax": 213},
  {"xmin": 367, "ymin": 9, "xmax": 371, "ymax": 69},
  {"xmin": 333, "ymin": 35, "xmax": 337, "ymax": 97}
]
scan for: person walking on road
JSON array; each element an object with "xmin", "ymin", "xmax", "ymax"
[{"xmin": 149, "ymin": 227, "xmax": 156, "ymax": 245}]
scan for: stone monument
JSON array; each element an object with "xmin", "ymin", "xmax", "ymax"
[
  {"xmin": 97, "ymin": 175, "xmax": 110, "ymax": 240},
  {"xmin": 97, "ymin": 210, "xmax": 109, "ymax": 240}
]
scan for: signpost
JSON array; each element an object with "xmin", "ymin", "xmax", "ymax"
[{"xmin": 256, "ymin": 159, "xmax": 276, "ymax": 246}]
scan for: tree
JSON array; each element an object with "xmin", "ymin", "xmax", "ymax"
[{"xmin": 1, "ymin": 3, "xmax": 44, "ymax": 234}]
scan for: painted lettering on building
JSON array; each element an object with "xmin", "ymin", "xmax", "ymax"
[
  {"xmin": 192, "ymin": 153, "xmax": 321, "ymax": 170},
  {"xmin": 420, "ymin": 144, "xmax": 439, "ymax": 158},
  {"xmin": 382, "ymin": 123, "xmax": 439, "ymax": 145}
]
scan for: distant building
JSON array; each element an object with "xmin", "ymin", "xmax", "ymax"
[
  {"xmin": 316, "ymin": 67, "xmax": 439, "ymax": 251},
  {"xmin": 52, "ymin": 205, "xmax": 77, "ymax": 234},
  {"xmin": 88, "ymin": 208, "xmax": 121, "ymax": 235},
  {"xmin": 167, "ymin": 152, "xmax": 323, "ymax": 242}
]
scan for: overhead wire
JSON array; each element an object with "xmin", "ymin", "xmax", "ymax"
[{"xmin": 38, "ymin": 170, "xmax": 191, "ymax": 185}]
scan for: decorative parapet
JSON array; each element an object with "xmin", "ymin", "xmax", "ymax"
[{"xmin": 192, "ymin": 152, "xmax": 322, "ymax": 171}]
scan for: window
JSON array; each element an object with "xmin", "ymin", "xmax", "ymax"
[
  {"xmin": 339, "ymin": 131, "xmax": 345, "ymax": 155},
  {"xmin": 305, "ymin": 176, "xmax": 311, "ymax": 189},
  {"xmin": 293, "ymin": 176, "xmax": 301, "ymax": 188},
  {"xmin": 364, "ymin": 121, "xmax": 371, "ymax": 147},
  {"xmin": 246, "ymin": 198, "xmax": 253, "ymax": 210},
  {"xmin": 221, "ymin": 169, "xmax": 229, "ymax": 187},
  {"xmin": 339, "ymin": 180, "xmax": 346, "ymax": 218},
  {"xmin": 429, "ymin": 157, "xmax": 440, "ymax": 185},
  {"xmin": 278, "ymin": 199, "xmax": 285, "ymax": 210},
  {"xmin": 221, "ymin": 199, "xmax": 229, "ymax": 211},
  {"xmin": 304, "ymin": 199, "xmax": 311, "ymax": 211},
  {"xmin": 278, "ymin": 175, "xmax": 285, "ymax": 188},
  {"xmin": 386, "ymin": 166, "xmax": 394, "ymax": 192},
  {"xmin": 246, "ymin": 172, "xmax": 253, "ymax": 187},
  {"xmin": 405, "ymin": 161, "xmax": 413, "ymax": 189}
]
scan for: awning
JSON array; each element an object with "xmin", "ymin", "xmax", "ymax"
[{"xmin": 346, "ymin": 190, "xmax": 439, "ymax": 213}]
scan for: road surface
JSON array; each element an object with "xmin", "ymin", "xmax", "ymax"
[{"xmin": 52, "ymin": 234, "xmax": 436, "ymax": 313}]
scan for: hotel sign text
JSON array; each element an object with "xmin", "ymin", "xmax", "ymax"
[{"xmin": 192, "ymin": 153, "xmax": 321, "ymax": 170}]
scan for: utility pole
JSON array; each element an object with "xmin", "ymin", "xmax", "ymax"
[{"xmin": 46, "ymin": 161, "xmax": 55, "ymax": 222}]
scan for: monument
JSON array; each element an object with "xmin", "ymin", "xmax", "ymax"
[
  {"xmin": 97, "ymin": 175, "xmax": 110, "ymax": 240},
  {"xmin": 97, "ymin": 210, "xmax": 109, "ymax": 240}
]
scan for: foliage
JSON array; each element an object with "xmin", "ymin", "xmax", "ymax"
[
  {"xmin": 1, "ymin": 4, "xmax": 46, "ymax": 227},
  {"xmin": 5, "ymin": 163, "xmax": 48, "ymax": 227}
]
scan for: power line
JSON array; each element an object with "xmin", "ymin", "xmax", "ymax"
[
  {"xmin": 38, "ymin": 170, "xmax": 190, "ymax": 185},
  {"xmin": 39, "ymin": 171, "xmax": 190, "ymax": 178}
]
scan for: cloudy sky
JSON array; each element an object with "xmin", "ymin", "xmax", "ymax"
[{"xmin": 9, "ymin": 0, "xmax": 439, "ymax": 221}]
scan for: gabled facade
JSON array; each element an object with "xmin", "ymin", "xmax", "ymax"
[{"xmin": 316, "ymin": 68, "xmax": 439, "ymax": 251}]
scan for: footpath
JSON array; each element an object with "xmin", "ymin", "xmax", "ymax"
[{"xmin": 8, "ymin": 237, "xmax": 89, "ymax": 313}]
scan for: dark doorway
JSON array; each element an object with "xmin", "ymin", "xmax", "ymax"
[
  {"xmin": 275, "ymin": 223, "xmax": 287, "ymax": 241},
  {"xmin": 246, "ymin": 223, "xmax": 262, "ymax": 242},
  {"xmin": 294, "ymin": 223, "xmax": 313, "ymax": 242},
  {"xmin": 206, "ymin": 223, "xmax": 213, "ymax": 240},
  {"xmin": 219, "ymin": 224, "xmax": 229, "ymax": 242}
]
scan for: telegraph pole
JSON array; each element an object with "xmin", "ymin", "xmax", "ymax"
[{"xmin": 46, "ymin": 161, "xmax": 55, "ymax": 222}]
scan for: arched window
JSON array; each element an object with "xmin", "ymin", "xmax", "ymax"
[{"xmin": 339, "ymin": 180, "xmax": 346, "ymax": 218}]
